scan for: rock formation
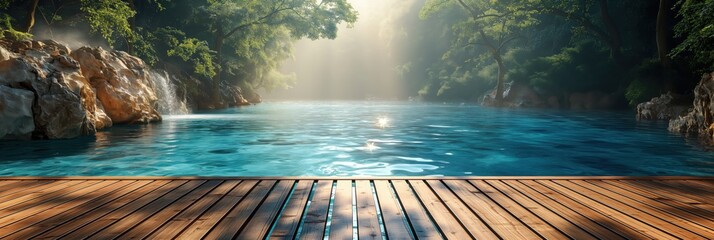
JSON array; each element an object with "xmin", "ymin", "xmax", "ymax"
[
  {"xmin": 669, "ymin": 72, "xmax": 714, "ymax": 145},
  {"xmin": 0, "ymin": 39, "xmax": 160, "ymax": 139},
  {"xmin": 482, "ymin": 82, "xmax": 621, "ymax": 109},
  {"xmin": 154, "ymin": 61, "xmax": 257, "ymax": 110},
  {"xmin": 636, "ymin": 93, "xmax": 691, "ymax": 120},
  {"xmin": 71, "ymin": 47, "xmax": 160, "ymax": 124}
]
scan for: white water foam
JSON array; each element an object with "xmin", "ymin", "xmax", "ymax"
[{"xmin": 150, "ymin": 70, "xmax": 190, "ymax": 115}]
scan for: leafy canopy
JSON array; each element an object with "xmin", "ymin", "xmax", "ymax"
[{"xmin": 672, "ymin": 0, "xmax": 714, "ymax": 72}]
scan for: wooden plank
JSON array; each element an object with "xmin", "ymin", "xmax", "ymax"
[
  {"xmin": 355, "ymin": 180, "xmax": 381, "ymax": 240},
  {"xmin": 200, "ymin": 180, "xmax": 277, "ymax": 240},
  {"xmin": 1, "ymin": 177, "xmax": 712, "ymax": 240},
  {"xmin": 0, "ymin": 180, "xmax": 85, "ymax": 212},
  {"xmin": 176, "ymin": 180, "xmax": 258, "ymax": 239},
  {"xmin": 408, "ymin": 180, "xmax": 473, "ymax": 239},
  {"xmin": 603, "ymin": 180, "xmax": 714, "ymax": 221},
  {"xmin": 538, "ymin": 180, "xmax": 678, "ymax": 239},
  {"xmin": 622, "ymin": 180, "xmax": 714, "ymax": 213},
  {"xmin": 32, "ymin": 180, "xmax": 171, "ymax": 239},
  {"xmin": 686, "ymin": 180, "xmax": 714, "ymax": 192},
  {"xmin": 3, "ymin": 176, "xmax": 713, "ymax": 180},
  {"xmin": 147, "ymin": 180, "xmax": 241, "ymax": 239},
  {"xmin": 426, "ymin": 180, "xmax": 502, "ymax": 239},
  {"xmin": 300, "ymin": 180, "xmax": 333, "ymax": 239},
  {"xmin": 236, "ymin": 180, "xmax": 294, "ymax": 239},
  {"xmin": 58, "ymin": 180, "xmax": 188, "ymax": 239},
  {"xmin": 373, "ymin": 180, "xmax": 412, "ymax": 239},
  {"xmin": 0, "ymin": 180, "xmax": 25, "ymax": 189},
  {"xmin": 469, "ymin": 180, "xmax": 569, "ymax": 239},
  {"xmin": 391, "ymin": 180, "xmax": 440, "ymax": 239},
  {"xmin": 579, "ymin": 180, "xmax": 714, "ymax": 236},
  {"xmin": 0, "ymin": 180, "xmax": 134, "ymax": 238},
  {"xmin": 0, "ymin": 180, "xmax": 114, "ymax": 227},
  {"xmin": 504, "ymin": 180, "xmax": 627, "ymax": 240},
  {"xmin": 117, "ymin": 180, "xmax": 223, "ymax": 239},
  {"xmin": 0, "ymin": 180, "xmax": 44, "ymax": 195},
  {"xmin": 83, "ymin": 180, "xmax": 205, "ymax": 239},
  {"xmin": 486, "ymin": 180, "xmax": 596, "ymax": 240},
  {"xmin": 5, "ymin": 180, "xmax": 153, "ymax": 240},
  {"xmin": 666, "ymin": 180, "xmax": 714, "ymax": 194},
  {"xmin": 553, "ymin": 180, "xmax": 705, "ymax": 239},
  {"xmin": 270, "ymin": 180, "xmax": 313, "ymax": 239},
  {"xmin": 329, "ymin": 180, "xmax": 354, "ymax": 240},
  {"xmin": 653, "ymin": 180, "xmax": 714, "ymax": 204}
]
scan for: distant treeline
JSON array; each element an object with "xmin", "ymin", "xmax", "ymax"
[
  {"xmin": 1, "ymin": 0, "xmax": 712, "ymax": 107},
  {"xmin": 0, "ymin": 0, "xmax": 358, "ymax": 101},
  {"xmin": 407, "ymin": 0, "xmax": 714, "ymax": 106}
]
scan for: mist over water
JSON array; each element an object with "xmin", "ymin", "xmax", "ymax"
[{"xmin": 264, "ymin": 0, "xmax": 421, "ymax": 100}]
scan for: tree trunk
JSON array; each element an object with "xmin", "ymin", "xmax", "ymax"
[
  {"xmin": 126, "ymin": 0, "xmax": 136, "ymax": 54},
  {"xmin": 22, "ymin": 0, "xmax": 40, "ymax": 33},
  {"xmin": 598, "ymin": 0, "xmax": 623, "ymax": 65},
  {"xmin": 212, "ymin": 25, "xmax": 225, "ymax": 104},
  {"xmin": 656, "ymin": 0, "xmax": 672, "ymax": 68},
  {"xmin": 494, "ymin": 54, "xmax": 506, "ymax": 105}
]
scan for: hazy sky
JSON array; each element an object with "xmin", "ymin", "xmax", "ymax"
[{"xmin": 263, "ymin": 0, "xmax": 420, "ymax": 100}]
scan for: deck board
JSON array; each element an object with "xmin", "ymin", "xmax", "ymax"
[
  {"xmin": 0, "ymin": 177, "xmax": 710, "ymax": 239},
  {"xmin": 203, "ymin": 180, "xmax": 275, "ymax": 240},
  {"xmin": 270, "ymin": 180, "xmax": 312, "ymax": 239},
  {"xmin": 329, "ymin": 180, "xmax": 354, "ymax": 239},
  {"xmin": 299, "ymin": 180, "xmax": 332, "ymax": 239}
]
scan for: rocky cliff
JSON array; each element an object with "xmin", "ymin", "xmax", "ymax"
[
  {"xmin": 0, "ymin": 39, "xmax": 160, "ymax": 139},
  {"xmin": 636, "ymin": 93, "xmax": 691, "ymax": 120},
  {"xmin": 669, "ymin": 72, "xmax": 714, "ymax": 145}
]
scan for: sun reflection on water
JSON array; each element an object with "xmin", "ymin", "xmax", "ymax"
[{"xmin": 376, "ymin": 116, "xmax": 390, "ymax": 129}]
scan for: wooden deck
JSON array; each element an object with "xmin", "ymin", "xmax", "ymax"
[{"xmin": 0, "ymin": 177, "xmax": 712, "ymax": 239}]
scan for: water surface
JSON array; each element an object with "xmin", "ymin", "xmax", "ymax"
[{"xmin": 1, "ymin": 101, "xmax": 712, "ymax": 176}]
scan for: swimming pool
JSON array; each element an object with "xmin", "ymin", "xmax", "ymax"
[{"xmin": 1, "ymin": 101, "xmax": 712, "ymax": 176}]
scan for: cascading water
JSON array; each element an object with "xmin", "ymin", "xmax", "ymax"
[{"xmin": 150, "ymin": 70, "xmax": 190, "ymax": 115}]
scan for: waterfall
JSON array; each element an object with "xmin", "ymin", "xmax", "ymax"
[{"xmin": 150, "ymin": 70, "xmax": 190, "ymax": 115}]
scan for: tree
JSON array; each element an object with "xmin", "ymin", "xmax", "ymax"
[
  {"xmin": 671, "ymin": 0, "xmax": 714, "ymax": 72},
  {"xmin": 201, "ymin": 0, "xmax": 357, "ymax": 99},
  {"xmin": 657, "ymin": 0, "xmax": 673, "ymax": 67},
  {"xmin": 533, "ymin": 0, "xmax": 623, "ymax": 66},
  {"xmin": 21, "ymin": 0, "xmax": 40, "ymax": 33},
  {"xmin": 421, "ymin": 0, "xmax": 537, "ymax": 105}
]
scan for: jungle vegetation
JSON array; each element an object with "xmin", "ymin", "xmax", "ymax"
[{"xmin": 1, "ymin": 0, "xmax": 713, "ymax": 108}]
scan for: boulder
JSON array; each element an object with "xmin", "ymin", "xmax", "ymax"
[
  {"xmin": 0, "ymin": 85, "xmax": 35, "ymax": 139},
  {"xmin": 31, "ymin": 71, "xmax": 96, "ymax": 139},
  {"xmin": 0, "ymin": 39, "xmax": 144, "ymax": 139},
  {"xmin": 0, "ymin": 45, "xmax": 14, "ymax": 61},
  {"xmin": 0, "ymin": 58, "xmax": 38, "ymax": 86},
  {"xmin": 669, "ymin": 72, "xmax": 714, "ymax": 145},
  {"xmin": 71, "ymin": 47, "xmax": 161, "ymax": 124},
  {"xmin": 636, "ymin": 93, "xmax": 691, "ymax": 120}
]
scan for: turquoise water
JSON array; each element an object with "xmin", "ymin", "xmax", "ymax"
[{"xmin": 1, "ymin": 101, "xmax": 712, "ymax": 176}]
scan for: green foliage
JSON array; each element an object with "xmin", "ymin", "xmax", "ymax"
[
  {"xmin": 200, "ymin": 0, "xmax": 357, "ymax": 90},
  {"xmin": 672, "ymin": 0, "xmax": 714, "ymax": 72},
  {"xmin": 0, "ymin": 14, "xmax": 32, "ymax": 40},
  {"xmin": 80, "ymin": 0, "xmax": 136, "ymax": 48},
  {"xmin": 167, "ymin": 37, "xmax": 216, "ymax": 79},
  {"xmin": 0, "ymin": 0, "xmax": 11, "ymax": 9},
  {"xmin": 523, "ymin": 41, "xmax": 619, "ymax": 94},
  {"xmin": 626, "ymin": 78, "xmax": 661, "ymax": 107},
  {"xmin": 418, "ymin": 0, "xmax": 539, "ymax": 101}
]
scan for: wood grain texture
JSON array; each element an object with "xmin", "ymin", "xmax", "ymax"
[{"xmin": 0, "ymin": 177, "xmax": 710, "ymax": 239}]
